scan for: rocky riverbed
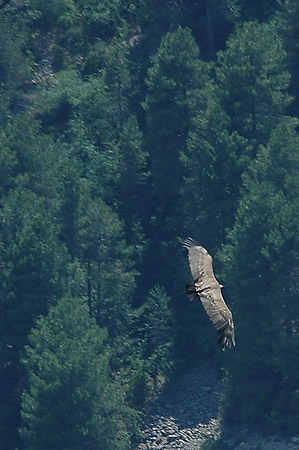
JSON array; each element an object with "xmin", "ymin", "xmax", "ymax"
[
  {"xmin": 136, "ymin": 360, "xmax": 299, "ymax": 450},
  {"xmin": 136, "ymin": 360, "xmax": 222, "ymax": 449}
]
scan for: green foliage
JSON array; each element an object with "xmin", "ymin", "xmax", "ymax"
[
  {"xmin": 76, "ymin": 183, "xmax": 137, "ymax": 346},
  {"xmin": 0, "ymin": 186, "xmax": 69, "ymax": 349},
  {"xmin": 0, "ymin": 185, "xmax": 70, "ymax": 449},
  {"xmin": 127, "ymin": 358, "xmax": 157, "ymax": 409},
  {"xmin": 102, "ymin": 36, "xmax": 132, "ymax": 126},
  {"xmin": 220, "ymin": 117, "xmax": 299, "ymax": 433},
  {"xmin": 0, "ymin": 12, "xmax": 33, "ymax": 92},
  {"xmin": 180, "ymin": 0, "xmax": 241, "ymax": 59},
  {"xmin": 135, "ymin": 0, "xmax": 182, "ymax": 56},
  {"xmin": 32, "ymin": 0, "xmax": 79, "ymax": 29},
  {"xmin": 127, "ymin": 285, "xmax": 174, "ymax": 409},
  {"xmin": 274, "ymin": 0, "xmax": 299, "ymax": 114},
  {"xmin": 0, "ymin": 113, "xmax": 64, "ymax": 203},
  {"xmin": 182, "ymin": 20, "xmax": 293, "ymax": 250},
  {"xmin": 20, "ymin": 296, "xmax": 139, "ymax": 449},
  {"xmin": 38, "ymin": 70, "xmax": 115, "ymax": 144},
  {"xmin": 2, "ymin": 0, "xmax": 299, "ymax": 446},
  {"xmin": 144, "ymin": 26, "xmax": 209, "ymax": 217},
  {"xmin": 200, "ymin": 436, "xmax": 225, "ymax": 450},
  {"xmin": 139, "ymin": 285, "xmax": 173, "ymax": 360},
  {"xmin": 72, "ymin": 0, "xmax": 126, "ymax": 40},
  {"xmin": 0, "ymin": 138, "xmax": 17, "ymax": 197},
  {"xmin": 216, "ymin": 21, "xmax": 292, "ymax": 145},
  {"xmin": 117, "ymin": 114, "xmax": 148, "ymax": 233},
  {"xmin": 181, "ymin": 83, "xmax": 250, "ymax": 248}
]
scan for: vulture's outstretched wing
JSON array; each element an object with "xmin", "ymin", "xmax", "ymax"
[{"xmin": 182, "ymin": 237, "xmax": 235, "ymax": 349}]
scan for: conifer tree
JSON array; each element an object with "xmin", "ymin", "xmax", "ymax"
[
  {"xmin": 0, "ymin": 11, "xmax": 32, "ymax": 95},
  {"xmin": 220, "ymin": 117, "xmax": 299, "ymax": 433},
  {"xmin": 76, "ymin": 182, "xmax": 138, "ymax": 366},
  {"xmin": 180, "ymin": 0, "xmax": 241, "ymax": 59},
  {"xmin": 117, "ymin": 114, "xmax": 148, "ymax": 235},
  {"xmin": 141, "ymin": 27, "xmax": 210, "ymax": 303},
  {"xmin": 144, "ymin": 26, "xmax": 209, "ymax": 222},
  {"xmin": 275, "ymin": 0, "xmax": 299, "ymax": 114},
  {"xmin": 129, "ymin": 285, "xmax": 174, "ymax": 408},
  {"xmin": 216, "ymin": 21, "xmax": 292, "ymax": 146},
  {"xmin": 0, "ymin": 186, "xmax": 69, "ymax": 449},
  {"xmin": 20, "ymin": 296, "xmax": 139, "ymax": 449},
  {"xmin": 181, "ymin": 85, "xmax": 249, "ymax": 249},
  {"xmin": 139, "ymin": 285, "xmax": 173, "ymax": 360},
  {"xmin": 2, "ymin": 0, "xmax": 299, "ymax": 443},
  {"xmin": 182, "ymin": 20, "xmax": 292, "ymax": 249}
]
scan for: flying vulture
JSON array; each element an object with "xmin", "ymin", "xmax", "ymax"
[{"xmin": 182, "ymin": 238, "xmax": 235, "ymax": 349}]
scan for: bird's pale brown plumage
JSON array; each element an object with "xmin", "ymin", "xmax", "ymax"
[{"xmin": 182, "ymin": 237, "xmax": 235, "ymax": 349}]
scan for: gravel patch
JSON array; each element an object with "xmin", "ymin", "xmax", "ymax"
[
  {"xmin": 136, "ymin": 360, "xmax": 299, "ymax": 449},
  {"xmin": 136, "ymin": 360, "xmax": 222, "ymax": 449}
]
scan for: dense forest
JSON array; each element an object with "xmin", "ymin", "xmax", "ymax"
[{"xmin": 1, "ymin": 0, "xmax": 299, "ymax": 448}]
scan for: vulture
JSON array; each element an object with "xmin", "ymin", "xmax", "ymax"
[{"xmin": 182, "ymin": 238, "xmax": 235, "ymax": 349}]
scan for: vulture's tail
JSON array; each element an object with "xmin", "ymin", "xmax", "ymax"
[
  {"xmin": 217, "ymin": 322, "xmax": 235, "ymax": 349},
  {"xmin": 186, "ymin": 284, "xmax": 198, "ymax": 301}
]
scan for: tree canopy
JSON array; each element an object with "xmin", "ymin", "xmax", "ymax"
[{"xmin": 1, "ymin": 0, "xmax": 299, "ymax": 447}]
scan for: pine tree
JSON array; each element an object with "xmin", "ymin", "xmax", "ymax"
[
  {"xmin": 237, "ymin": 0, "xmax": 276, "ymax": 21},
  {"xmin": 220, "ymin": 117, "xmax": 299, "ymax": 433},
  {"xmin": 181, "ymin": 83, "xmax": 249, "ymax": 249},
  {"xmin": 130, "ymin": 285, "xmax": 174, "ymax": 408},
  {"xmin": 20, "ymin": 296, "xmax": 139, "ymax": 449},
  {"xmin": 117, "ymin": 114, "xmax": 148, "ymax": 236},
  {"xmin": 76, "ymin": 182, "xmax": 138, "ymax": 366},
  {"xmin": 180, "ymin": 0, "xmax": 241, "ymax": 59},
  {"xmin": 0, "ymin": 11, "xmax": 33, "ymax": 95},
  {"xmin": 0, "ymin": 185, "xmax": 70, "ymax": 449},
  {"xmin": 140, "ymin": 27, "xmax": 210, "ymax": 304},
  {"xmin": 136, "ymin": 0, "xmax": 182, "ymax": 57},
  {"xmin": 0, "ymin": 186, "xmax": 69, "ymax": 348},
  {"xmin": 0, "ymin": 112, "xmax": 66, "ymax": 211},
  {"xmin": 144, "ymin": 26, "xmax": 209, "ymax": 221},
  {"xmin": 216, "ymin": 21, "xmax": 292, "ymax": 146},
  {"xmin": 275, "ymin": 0, "xmax": 299, "ymax": 115},
  {"xmin": 102, "ymin": 35, "xmax": 132, "ymax": 129},
  {"xmin": 139, "ymin": 285, "xmax": 173, "ymax": 360},
  {"xmin": 181, "ymin": 20, "xmax": 292, "ymax": 250}
]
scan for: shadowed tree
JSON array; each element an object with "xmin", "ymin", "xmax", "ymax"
[
  {"xmin": 144, "ymin": 26, "xmax": 209, "ymax": 222},
  {"xmin": 181, "ymin": 20, "xmax": 292, "ymax": 250},
  {"xmin": 0, "ymin": 185, "xmax": 69, "ymax": 449},
  {"xmin": 216, "ymin": 21, "xmax": 292, "ymax": 147},
  {"xmin": 76, "ymin": 182, "xmax": 138, "ymax": 367},
  {"xmin": 220, "ymin": 117, "xmax": 299, "ymax": 433},
  {"xmin": 20, "ymin": 296, "xmax": 140, "ymax": 449}
]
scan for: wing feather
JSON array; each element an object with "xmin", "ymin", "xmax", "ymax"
[
  {"xmin": 182, "ymin": 237, "xmax": 211, "ymax": 281},
  {"xmin": 182, "ymin": 238, "xmax": 235, "ymax": 349}
]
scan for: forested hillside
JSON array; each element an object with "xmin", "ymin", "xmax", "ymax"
[{"xmin": 1, "ymin": 0, "xmax": 299, "ymax": 448}]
